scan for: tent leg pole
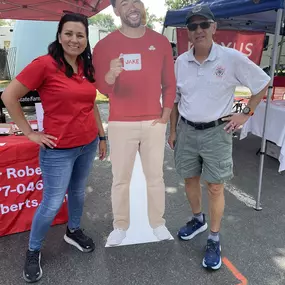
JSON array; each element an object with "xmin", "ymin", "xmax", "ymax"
[
  {"xmin": 255, "ymin": 87, "xmax": 273, "ymax": 211},
  {"xmin": 255, "ymin": 8, "xmax": 283, "ymax": 211}
]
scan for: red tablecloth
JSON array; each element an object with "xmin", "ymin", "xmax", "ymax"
[
  {"xmin": 0, "ymin": 135, "xmax": 68, "ymax": 237},
  {"xmin": 273, "ymin": 76, "xmax": 285, "ymax": 87}
]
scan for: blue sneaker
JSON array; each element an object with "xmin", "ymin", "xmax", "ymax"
[
  {"xmin": 202, "ymin": 239, "xmax": 222, "ymax": 270},
  {"xmin": 177, "ymin": 214, "xmax": 208, "ymax": 240}
]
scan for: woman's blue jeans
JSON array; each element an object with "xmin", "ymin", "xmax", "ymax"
[{"xmin": 29, "ymin": 138, "xmax": 98, "ymax": 251}]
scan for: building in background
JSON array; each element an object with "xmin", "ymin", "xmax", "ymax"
[
  {"xmin": 0, "ymin": 26, "xmax": 14, "ymax": 80},
  {"xmin": 88, "ymin": 25, "xmax": 108, "ymax": 51},
  {"xmin": 0, "ymin": 26, "xmax": 13, "ymax": 49}
]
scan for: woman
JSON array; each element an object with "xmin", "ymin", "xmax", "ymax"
[{"xmin": 1, "ymin": 13, "xmax": 106, "ymax": 283}]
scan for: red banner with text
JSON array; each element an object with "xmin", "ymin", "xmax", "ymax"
[
  {"xmin": 0, "ymin": 137, "xmax": 68, "ymax": 237},
  {"xmin": 176, "ymin": 28, "xmax": 265, "ymax": 65}
]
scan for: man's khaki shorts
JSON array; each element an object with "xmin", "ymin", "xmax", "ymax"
[{"xmin": 174, "ymin": 119, "xmax": 233, "ymax": 184}]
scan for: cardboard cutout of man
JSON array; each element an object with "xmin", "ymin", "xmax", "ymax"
[{"xmin": 93, "ymin": 0, "xmax": 176, "ymax": 246}]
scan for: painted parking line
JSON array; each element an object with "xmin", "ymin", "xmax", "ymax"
[
  {"xmin": 223, "ymin": 257, "xmax": 248, "ymax": 285},
  {"xmin": 225, "ymin": 183, "xmax": 256, "ymax": 208}
]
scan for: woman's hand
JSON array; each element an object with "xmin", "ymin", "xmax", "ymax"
[
  {"xmin": 99, "ymin": 140, "xmax": 107, "ymax": 160},
  {"xmin": 27, "ymin": 131, "xmax": 57, "ymax": 149}
]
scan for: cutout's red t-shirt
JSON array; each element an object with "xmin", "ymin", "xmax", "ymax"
[
  {"xmin": 93, "ymin": 29, "xmax": 176, "ymax": 122},
  {"xmin": 16, "ymin": 55, "xmax": 98, "ymax": 148}
]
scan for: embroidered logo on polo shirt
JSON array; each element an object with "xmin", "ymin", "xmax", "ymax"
[
  {"xmin": 149, "ymin": 45, "xmax": 156, "ymax": 51},
  {"xmin": 215, "ymin": 66, "xmax": 225, "ymax": 78}
]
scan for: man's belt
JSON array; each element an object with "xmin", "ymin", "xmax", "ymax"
[{"xmin": 181, "ymin": 116, "xmax": 225, "ymax": 130}]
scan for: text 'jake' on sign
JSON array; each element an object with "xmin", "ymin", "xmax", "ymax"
[{"xmin": 120, "ymin": 53, "xmax": 142, "ymax": 71}]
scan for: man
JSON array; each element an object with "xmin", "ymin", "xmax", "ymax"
[
  {"xmin": 168, "ymin": 5, "xmax": 270, "ymax": 269},
  {"xmin": 93, "ymin": 0, "xmax": 176, "ymax": 246}
]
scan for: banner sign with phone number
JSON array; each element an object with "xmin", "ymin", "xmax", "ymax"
[{"xmin": 0, "ymin": 137, "xmax": 68, "ymax": 237}]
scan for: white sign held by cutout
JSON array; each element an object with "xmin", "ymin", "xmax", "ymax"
[{"xmin": 119, "ymin": 53, "xmax": 142, "ymax": 71}]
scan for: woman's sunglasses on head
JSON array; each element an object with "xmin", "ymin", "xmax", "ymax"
[
  {"xmin": 187, "ymin": 21, "xmax": 214, "ymax": 31},
  {"xmin": 63, "ymin": 10, "xmax": 88, "ymax": 19}
]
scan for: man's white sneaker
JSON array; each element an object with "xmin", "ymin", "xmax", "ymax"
[
  {"xmin": 107, "ymin": 229, "xmax": 126, "ymax": 246},
  {"xmin": 153, "ymin": 225, "xmax": 172, "ymax": 241}
]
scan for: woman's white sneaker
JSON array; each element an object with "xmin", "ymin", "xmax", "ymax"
[{"xmin": 107, "ymin": 229, "xmax": 126, "ymax": 246}]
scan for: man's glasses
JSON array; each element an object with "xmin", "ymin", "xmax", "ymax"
[{"xmin": 187, "ymin": 21, "xmax": 214, "ymax": 31}]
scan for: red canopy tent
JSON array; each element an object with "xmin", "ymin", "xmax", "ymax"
[{"xmin": 0, "ymin": 0, "xmax": 110, "ymax": 21}]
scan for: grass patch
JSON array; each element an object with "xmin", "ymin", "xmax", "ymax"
[
  {"xmin": 0, "ymin": 80, "xmax": 10, "ymax": 89},
  {"xmin": 234, "ymin": 91, "xmax": 251, "ymax": 97},
  {"xmin": 96, "ymin": 91, "xmax": 109, "ymax": 104},
  {"xmin": 235, "ymin": 92, "xmax": 251, "ymax": 98}
]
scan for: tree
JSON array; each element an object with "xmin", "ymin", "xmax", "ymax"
[
  {"xmin": 0, "ymin": 19, "xmax": 15, "ymax": 26},
  {"xmin": 141, "ymin": 3, "xmax": 161, "ymax": 30},
  {"xmin": 144, "ymin": 8, "xmax": 161, "ymax": 30},
  {"xmin": 88, "ymin": 14, "xmax": 116, "ymax": 32},
  {"xmin": 0, "ymin": 19, "xmax": 7, "ymax": 26},
  {"xmin": 5, "ymin": 20, "xmax": 15, "ymax": 26},
  {"xmin": 165, "ymin": 0, "xmax": 197, "ymax": 10}
]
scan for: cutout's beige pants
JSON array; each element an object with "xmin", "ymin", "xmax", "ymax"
[{"xmin": 108, "ymin": 120, "xmax": 167, "ymax": 230}]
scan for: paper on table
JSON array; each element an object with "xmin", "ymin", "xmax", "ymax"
[
  {"xmin": 35, "ymin": 103, "xmax": 44, "ymax": 132},
  {"xmin": 0, "ymin": 128, "xmax": 10, "ymax": 134},
  {"xmin": 31, "ymin": 123, "xmax": 38, "ymax": 130},
  {"xmin": 272, "ymin": 100, "xmax": 285, "ymax": 107}
]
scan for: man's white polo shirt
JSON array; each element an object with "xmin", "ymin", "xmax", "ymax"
[{"xmin": 175, "ymin": 42, "xmax": 270, "ymax": 123}]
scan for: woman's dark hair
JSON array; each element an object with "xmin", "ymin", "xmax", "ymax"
[
  {"xmin": 48, "ymin": 13, "xmax": 95, "ymax": 83},
  {"xmin": 110, "ymin": 0, "xmax": 116, "ymax": 7}
]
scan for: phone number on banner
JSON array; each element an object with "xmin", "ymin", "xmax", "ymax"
[{"xmin": 0, "ymin": 181, "xmax": 43, "ymax": 197}]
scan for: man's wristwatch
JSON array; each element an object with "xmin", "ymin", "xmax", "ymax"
[
  {"xmin": 99, "ymin": 136, "xmax": 107, "ymax": 141},
  {"xmin": 242, "ymin": 106, "xmax": 254, "ymax": 116}
]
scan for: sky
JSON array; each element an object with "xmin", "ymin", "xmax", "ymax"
[{"xmin": 103, "ymin": 0, "xmax": 167, "ymax": 31}]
